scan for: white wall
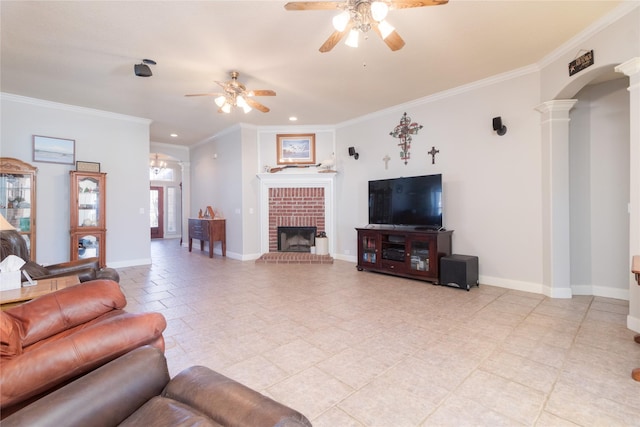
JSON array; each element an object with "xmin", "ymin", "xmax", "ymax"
[
  {"xmin": 334, "ymin": 70, "xmax": 544, "ymax": 291},
  {"xmin": 0, "ymin": 94, "xmax": 152, "ymax": 267},
  {"xmin": 190, "ymin": 125, "xmax": 244, "ymax": 258}
]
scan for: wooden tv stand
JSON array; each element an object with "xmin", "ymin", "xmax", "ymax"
[{"xmin": 356, "ymin": 227, "xmax": 453, "ymax": 284}]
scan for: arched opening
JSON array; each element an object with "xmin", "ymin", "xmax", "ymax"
[
  {"xmin": 537, "ymin": 58, "xmax": 638, "ymax": 319},
  {"xmin": 149, "ymin": 152, "xmax": 182, "ymax": 240}
]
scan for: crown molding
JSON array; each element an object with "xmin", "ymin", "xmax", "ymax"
[
  {"xmin": 538, "ymin": 1, "xmax": 640, "ymax": 69},
  {"xmin": 0, "ymin": 92, "xmax": 152, "ymax": 124}
]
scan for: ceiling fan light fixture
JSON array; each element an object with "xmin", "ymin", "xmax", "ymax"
[
  {"xmin": 214, "ymin": 95, "xmax": 227, "ymax": 107},
  {"xmin": 345, "ymin": 29, "xmax": 359, "ymax": 47},
  {"xmin": 370, "ymin": 1, "xmax": 389, "ymax": 22},
  {"xmin": 332, "ymin": 11, "xmax": 349, "ymax": 31},
  {"xmin": 378, "ymin": 19, "xmax": 395, "ymax": 39},
  {"xmin": 221, "ymin": 103, "xmax": 232, "ymax": 114},
  {"xmin": 237, "ymin": 96, "xmax": 252, "ymax": 113}
]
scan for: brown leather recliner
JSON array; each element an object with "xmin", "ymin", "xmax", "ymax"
[
  {"xmin": 2, "ymin": 345, "xmax": 313, "ymax": 427},
  {"xmin": 0, "ymin": 229, "xmax": 119, "ymax": 283},
  {"xmin": 0, "ymin": 279, "xmax": 166, "ymax": 416}
]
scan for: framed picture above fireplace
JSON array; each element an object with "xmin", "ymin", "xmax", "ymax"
[{"xmin": 276, "ymin": 133, "xmax": 316, "ymax": 165}]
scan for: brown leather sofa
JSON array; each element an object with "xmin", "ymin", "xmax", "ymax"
[
  {"xmin": 0, "ymin": 229, "xmax": 120, "ymax": 282},
  {"xmin": 2, "ymin": 345, "xmax": 313, "ymax": 427},
  {"xmin": 0, "ymin": 279, "xmax": 166, "ymax": 416}
]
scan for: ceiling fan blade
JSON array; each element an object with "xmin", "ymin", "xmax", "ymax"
[
  {"xmin": 185, "ymin": 93, "xmax": 225, "ymax": 97},
  {"xmin": 319, "ymin": 23, "xmax": 351, "ymax": 53},
  {"xmin": 389, "ymin": 0, "xmax": 448, "ymax": 9},
  {"xmin": 245, "ymin": 97, "xmax": 270, "ymax": 113},
  {"xmin": 382, "ymin": 30, "xmax": 405, "ymax": 51},
  {"xmin": 248, "ymin": 89, "xmax": 276, "ymax": 97},
  {"xmin": 372, "ymin": 23, "xmax": 406, "ymax": 51},
  {"xmin": 284, "ymin": 1, "xmax": 342, "ymax": 11}
]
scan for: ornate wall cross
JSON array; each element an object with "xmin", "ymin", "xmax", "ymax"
[{"xmin": 389, "ymin": 112, "xmax": 423, "ymax": 165}]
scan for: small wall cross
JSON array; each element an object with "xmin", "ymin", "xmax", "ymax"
[
  {"xmin": 428, "ymin": 146, "xmax": 439, "ymax": 164},
  {"xmin": 383, "ymin": 155, "xmax": 391, "ymax": 170}
]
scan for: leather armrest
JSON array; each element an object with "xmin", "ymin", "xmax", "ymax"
[
  {"xmin": 38, "ymin": 267, "xmax": 96, "ymax": 283},
  {"xmin": 4, "ymin": 280, "xmax": 126, "ymax": 346},
  {"xmin": 162, "ymin": 366, "xmax": 312, "ymax": 427},
  {"xmin": 96, "ymin": 267, "xmax": 120, "ymax": 283},
  {"xmin": 45, "ymin": 257, "xmax": 100, "ymax": 276},
  {"xmin": 1, "ymin": 346, "xmax": 170, "ymax": 427},
  {"xmin": 0, "ymin": 312, "xmax": 166, "ymax": 409}
]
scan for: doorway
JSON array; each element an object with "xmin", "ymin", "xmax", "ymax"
[{"xmin": 150, "ymin": 186, "xmax": 164, "ymax": 239}]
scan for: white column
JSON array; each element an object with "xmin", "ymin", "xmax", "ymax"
[
  {"xmin": 535, "ymin": 100, "xmax": 578, "ymax": 298},
  {"xmin": 615, "ymin": 57, "xmax": 640, "ymax": 333},
  {"xmin": 179, "ymin": 161, "xmax": 191, "ymax": 247}
]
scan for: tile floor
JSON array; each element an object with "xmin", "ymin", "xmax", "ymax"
[{"xmin": 117, "ymin": 239, "xmax": 640, "ymax": 426}]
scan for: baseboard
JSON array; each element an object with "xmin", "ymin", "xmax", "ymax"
[
  {"xmin": 572, "ymin": 284, "xmax": 629, "ymax": 301},
  {"xmin": 334, "ymin": 254, "xmax": 357, "ymax": 263},
  {"xmin": 107, "ymin": 258, "xmax": 152, "ymax": 268},
  {"xmin": 477, "ymin": 275, "xmax": 575, "ymax": 298},
  {"xmin": 479, "ymin": 275, "xmax": 546, "ymax": 296}
]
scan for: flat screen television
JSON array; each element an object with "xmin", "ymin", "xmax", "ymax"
[{"xmin": 368, "ymin": 174, "xmax": 443, "ymax": 229}]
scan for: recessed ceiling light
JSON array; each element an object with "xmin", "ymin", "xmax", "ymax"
[
  {"xmin": 289, "ymin": 116, "xmax": 298, "ymax": 121},
  {"xmin": 170, "ymin": 133, "xmax": 178, "ymax": 137}
]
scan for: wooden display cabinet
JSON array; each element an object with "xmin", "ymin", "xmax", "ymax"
[
  {"xmin": 0, "ymin": 158, "xmax": 37, "ymax": 260},
  {"xmin": 356, "ymin": 227, "xmax": 453, "ymax": 284},
  {"xmin": 69, "ymin": 171, "xmax": 107, "ymax": 267}
]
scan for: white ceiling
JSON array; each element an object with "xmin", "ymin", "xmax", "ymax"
[{"xmin": 0, "ymin": 0, "xmax": 624, "ymax": 147}]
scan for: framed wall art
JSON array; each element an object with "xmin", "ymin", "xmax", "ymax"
[
  {"xmin": 276, "ymin": 133, "xmax": 316, "ymax": 165},
  {"xmin": 33, "ymin": 135, "xmax": 75, "ymax": 165}
]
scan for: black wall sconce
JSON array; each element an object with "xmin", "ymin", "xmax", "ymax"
[
  {"xmin": 348, "ymin": 146, "xmax": 359, "ymax": 160},
  {"xmin": 492, "ymin": 116, "xmax": 507, "ymax": 136},
  {"xmin": 134, "ymin": 59, "xmax": 156, "ymax": 77}
]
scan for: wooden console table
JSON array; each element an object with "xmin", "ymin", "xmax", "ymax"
[{"xmin": 188, "ymin": 218, "xmax": 226, "ymax": 258}]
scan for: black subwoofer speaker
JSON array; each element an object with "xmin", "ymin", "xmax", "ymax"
[{"xmin": 440, "ymin": 254, "xmax": 479, "ymax": 291}]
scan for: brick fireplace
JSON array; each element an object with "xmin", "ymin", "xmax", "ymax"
[
  {"xmin": 257, "ymin": 172, "xmax": 336, "ymax": 256},
  {"xmin": 269, "ymin": 188, "xmax": 324, "ymax": 252}
]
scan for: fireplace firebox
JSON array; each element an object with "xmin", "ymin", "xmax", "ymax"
[{"xmin": 278, "ymin": 226, "xmax": 317, "ymax": 252}]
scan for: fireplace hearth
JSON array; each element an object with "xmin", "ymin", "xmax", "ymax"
[{"xmin": 278, "ymin": 226, "xmax": 317, "ymax": 252}]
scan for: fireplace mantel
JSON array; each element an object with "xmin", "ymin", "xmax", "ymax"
[
  {"xmin": 257, "ymin": 172, "xmax": 336, "ymax": 255},
  {"xmin": 256, "ymin": 172, "xmax": 336, "ymax": 185}
]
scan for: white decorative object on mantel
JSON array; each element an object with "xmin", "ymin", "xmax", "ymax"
[
  {"xmin": 256, "ymin": 172, "xmax": 337, "ymax": 256},
  {"xmin": 315, "ymin": 237, "xmax": 329, "ymax": 255}
]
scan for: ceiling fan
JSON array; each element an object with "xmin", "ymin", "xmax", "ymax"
[
  {"xmin": 284, "ymin": 0, "xmax": 448, "ymax": 52},
  {"xmin": 185, "ymin": 71, "xmax": 276, "ymax": 113}
]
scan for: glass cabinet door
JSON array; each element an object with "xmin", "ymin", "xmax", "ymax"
[
  {"xmin": 361, "ymin": 233, "xmax": 378, "ymax": 265},
  {"xmin": 0, "ymin": 158, "xmax": 37, "ymax": 260},
  {"xmin": 409, "ymin": 239, "xmax": 432, "ymax": 273},
  {"xmin": 77, "ymin": 176, "xmax": 101, "ymax": 227},
  {"xmin": 77, "ymin": 234, "xmax": 100, "ymax": 260}
]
